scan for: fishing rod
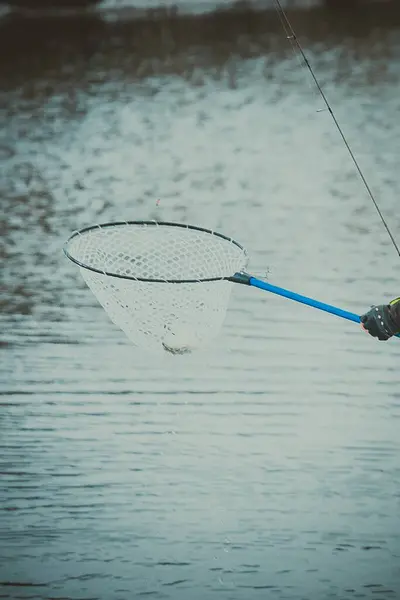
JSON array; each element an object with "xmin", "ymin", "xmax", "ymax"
[{"xmin": 274, "ymin": 0, "xmax": 400, "ymax": 260}]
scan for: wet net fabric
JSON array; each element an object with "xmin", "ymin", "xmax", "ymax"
[{"xmin": 65, "ymin": 223, "xmax": 248, "ymax": 354}]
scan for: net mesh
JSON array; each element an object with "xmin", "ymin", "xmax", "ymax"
[{"xmin": 65, "ymin": 222, "xmax": 248, "ymax": 354}]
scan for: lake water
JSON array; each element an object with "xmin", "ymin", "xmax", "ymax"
[{"xmin": 1, "ymin": 3, "xmax": 400, "ymax": 600}]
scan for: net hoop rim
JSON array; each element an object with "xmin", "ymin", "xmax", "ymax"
[{"xmin": 63, "ymin": 220, "xmax": 248, "ymax": 284}]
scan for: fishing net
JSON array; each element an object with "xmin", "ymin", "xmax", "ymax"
[{"xmin": 64, "ymin": 221, "xmax": 248, "ymax": 354}]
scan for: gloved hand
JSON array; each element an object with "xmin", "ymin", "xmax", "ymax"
[{"xmin": 360, "ymin": 297, "xmax": 400, "ymax": 341}]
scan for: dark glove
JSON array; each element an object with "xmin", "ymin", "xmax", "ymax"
[{"xmin": 360, "ymin": 298, "xmax": 400, "ymax": 341}]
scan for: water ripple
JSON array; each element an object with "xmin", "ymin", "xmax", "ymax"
[{"xmin": 1, "ymin": 4, "xmax": 400, "ymax": 600}]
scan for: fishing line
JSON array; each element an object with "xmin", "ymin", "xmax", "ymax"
[{"xmin": 274, "ymin": 0, "xmax": 400, "ymax": 260}]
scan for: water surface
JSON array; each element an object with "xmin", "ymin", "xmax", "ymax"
[{"xmin": 1, "ymin": 4, "xmax": 400, "ymax": 599}]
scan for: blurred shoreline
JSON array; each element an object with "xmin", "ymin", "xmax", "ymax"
[
  {"xmin": 1, "ymin": 0, "xmax": 400, "ymax": 86},
  {"xmin": 0, "ymin": 0, "xmax": 399, "ymax": 22}
]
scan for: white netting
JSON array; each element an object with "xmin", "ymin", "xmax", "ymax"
[{"xmin": 65, "ymin": 222, "xmax": 248, "ymax": 354}]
